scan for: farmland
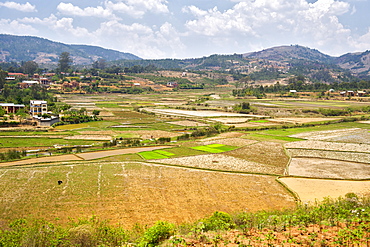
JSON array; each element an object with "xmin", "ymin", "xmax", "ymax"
[
  {"xmin": 0, "ymin": 91, "xmax": 370, "ymax": 233},
  {"xmin": 0, "ymin": 162, "xmax": 295, "ymax": 227}
]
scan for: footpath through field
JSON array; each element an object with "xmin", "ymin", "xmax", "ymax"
[{"xmin": 0, "ymin": 146, "xmax": 173, "ymax": 167}]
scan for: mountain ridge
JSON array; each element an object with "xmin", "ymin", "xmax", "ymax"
[
  {"xmin": 1, "ymin": 34, "xmax": 370, "ymax": 78},
  {"xmin": 0, "ymin": 34, "xmax": 141, "ymax": 65}
]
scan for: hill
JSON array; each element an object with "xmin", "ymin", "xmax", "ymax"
[
  {"xmin": 113, "ymin": 45, "xmax": 370, "ymax": 81},
  {"xmin": 0, "ymin": 34, "xmax": 141, "ymax": 65},
  {"xmin": 243, "ymin": 44, "xmax": 334, "ymax": 63}
]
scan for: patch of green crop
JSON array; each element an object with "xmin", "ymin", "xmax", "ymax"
[
  {"xmin": 139, "ymin": 150, "xmax": 175, "ymax": 159},
  {"xmin": 257, "ymin": 122, "xmax": 370, "ymax": 136},
  {"xmin": 0, "ymin": 137, "xmax": 98, "ymax": 148},
  {"xmin": 249, "ymin": 120, "xmax": 270, "ymax": 123},
  {"xmin": 191, "ymin": 144, "xmax": 237, "ymax": 153},
  {"xmin": 154, "ymin": 150, "xmax": 176, "ymax": 156},
  {"xmin": 246, "ymin": 134, "xmax": 304, "ymax": 142},
  {"xmin": 162, "ymin": 147, "xmax": 205, "ymax": 157},
  {"xmin": 55, "ymin": 121, "xmax": 120, "ymax": 130}
]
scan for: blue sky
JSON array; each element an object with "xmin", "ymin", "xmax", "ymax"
[{"xmin": 0, "ymin": 0, "xmax": 369, "ymax": 59}]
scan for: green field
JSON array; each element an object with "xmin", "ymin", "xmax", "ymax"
[
  {"xmin": 139, "ymin": 150, "xmax": 175, "ymax": 159},
  {"xmin": 191, "ymin": 144, "xmax": 238, "ymax": 153},
  {"xmin": 0, "ymin": 137, "xmax": 98, "ymax": 148}
]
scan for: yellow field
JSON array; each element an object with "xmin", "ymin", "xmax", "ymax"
[{"xmin": 0, "ymin": 162, "xmax": 296, "ymax": 227}]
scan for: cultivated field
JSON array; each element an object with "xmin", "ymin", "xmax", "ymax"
[
  {"xmin": 1, "ymin": 92, "xmax": 370, "ymax": 229},
  {"xmin": 279, "ymin": 177, "xmax": 370, "ymax": 203},
  {"xmin": 288, "ymin": 157, "xmax": 370, "ymax": 179},
  {"xmin": 156, "ymin": 154, "xmax": 283, "ymax": 174},
  {"xmin": 0, "ymin": 162, "xmax": 296, "ymax": 227}
]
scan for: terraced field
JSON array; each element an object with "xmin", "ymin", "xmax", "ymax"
[{"xmin": 283, "ymin": 128, "xmax": 370, "ymax": 203}]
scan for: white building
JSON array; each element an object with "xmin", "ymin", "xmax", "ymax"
[{"xmin": 30, "ymin": 100, "xmax": 47, "ymax": 117}]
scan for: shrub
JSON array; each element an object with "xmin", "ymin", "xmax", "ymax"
[
  {"xmin": 200, "ymin": 211, "xmax": 235, "ymax": 232},
  {"xmin": 138, "ymin": 221, "xmax": 174, "ymax": 247}
]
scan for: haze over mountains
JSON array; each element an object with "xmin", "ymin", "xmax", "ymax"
[{"xmin": 1, "ymin": 34, "xmax": 370, "ymax": 78}]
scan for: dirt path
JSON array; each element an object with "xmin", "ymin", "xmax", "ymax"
[{"xmin": 0, "ymin": 146, "xmax": 173, "ymax": 167}]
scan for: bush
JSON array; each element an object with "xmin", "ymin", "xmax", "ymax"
[
  {"xmin": 138, "ymin": 221, "xmax": 174, "ymax": 247},
  {"xmin": 200, "ymin": 211, "xmax": 235, "ymax": 232}
]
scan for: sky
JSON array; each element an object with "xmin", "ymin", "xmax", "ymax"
[{"xmin": 0, "ymin": 0, "xmax": 370, "ymax": 59}]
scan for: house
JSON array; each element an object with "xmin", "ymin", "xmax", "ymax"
[
  {"xmin": 347, "ymin": 91, "xmax": 355, "ymax": 96},
  {"xmin": 0, "ymin": 103, "xmax": 25, "ymax": 114},
  {"xmin": 8, "ymin": 73, "xmax": 26, "ymax": 78},
  {"xmin": 39, "ymin": 78, "xmax": 50, "ymax": 86},
  {"xmin": 30, "ymin": 100, "xmax": 47, "ymax": 117},
  {"xmin": 357, "ymin": 91, "xmax": 367, "ymax": 97},
  {"xmin": 289, "ymin": 90, "xmax": 297, "ymax": 93},
  {"xmin": 19, "ymin": 80, "xmax": 39, "ymax": 89},
  {"xmin": 167, "ymin": 81, "xmax": 178, "ymax": 88},
  {"xmin": 5, "ymin": 76, "xmax": 16, "ymax": 80}
]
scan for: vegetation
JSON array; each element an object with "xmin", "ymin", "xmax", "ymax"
[
  {"xmin": 0, "ymin": 194, "xmax": 369, "ymax": 246},
  {"xmin": 0, "ymin": 149, "xmax": 27, "ymax": 161}
]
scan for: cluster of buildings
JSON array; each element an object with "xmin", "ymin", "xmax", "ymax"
[
  {"xmin": 6, "ymin": 72, "xmax": 54, "ymax": 88},
  {"xmin": 0, "ymin": 100, "xmax": 59, "ymax": 126},
  {"xmin": 339, "ymin": 90, "xmax": 367, "ymax": 97}
]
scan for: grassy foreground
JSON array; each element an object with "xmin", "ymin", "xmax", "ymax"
[{"xmin": 1, "ymin": 194, "xmax": 369, "ymax": 246}]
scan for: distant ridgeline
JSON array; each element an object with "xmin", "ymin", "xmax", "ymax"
[
  {"xmin": 1, "ymin": 34, "xmax": 370, "ymax": 81},
  {"xmin": 0, "ymin": 34, "xmax": 141, "ymax": 65}
]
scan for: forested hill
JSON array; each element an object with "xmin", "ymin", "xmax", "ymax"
[
  {"xmin": 112, "ymin": 45, "xmax": 370, "ymax": 80},
  {"xmin": 0, "ymin": 34, "xmax": 141, "ymax": 65}
]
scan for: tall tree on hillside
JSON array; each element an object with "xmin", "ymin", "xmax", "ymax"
[
  {"xmin": 22, "ymin": 61, "xmax": 38, "ymax": 75},
  {"xmin": 92, "ymin": 58, "xmax": 107, "ymax": 70},
  {"xmin": 0, "ymin": 69, "xmax": 7, "ymax": 90},
  {"xmin": 58, "ymin": 52, "xmax": 73, "ymax": 73}
]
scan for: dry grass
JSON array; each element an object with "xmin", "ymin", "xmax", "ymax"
[
  {"xmin": 198, "ymin": 138, "xmax": 258, "ymax": 147},
  {"xmin": 166, "ymin": 120, "xmax": 209, "ymax": 127},
  {"xmin": 285, "ymin": 140, "xmax": 370, "ymax": 153},
  {"xmin": 279, "ymin": 177, "xmax": 370, "ymax": 203},
  {"xmin": 77, "ymin": 130, "xmax": 117, "ymax": 135},
  {"xmin": 156, "ymin": 154, "xmax": 283, "ymax": 174},
  {"xmin": 209, "ymin": 117, "xmax": 252, "ymax": 124},
  {"xmin": 289, "ymin": 128, "xmax": 366, "ymax": 140},
  {"xmin": 270, "ymin": 117, "xmax": 340, "ymax": 124},
  {"xmin": 64, "ymin": 135, "xmax": 113, "ymax": 140},
  {"xmin": 0, "ymin": 162, "xmax": 295, "ymax": 227},
  {"xmin": 227, "ymin": 141, "xmax": 289, "ymax": 171},
  {"xmin": 288, "ymin": 157, "xmax": 370, "ymax": 179},
  {"xmin": 117, "ymin": 130, "xmax": 181, "ymax": 139},
  {"xmin": 287, "ymin": 149, "xmax": 370, "ymax": 163}
]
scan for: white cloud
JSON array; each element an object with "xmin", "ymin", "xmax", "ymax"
[
  {"xmin": 182, "ymin": 0, "xmax": 354, "ymax": 54},
  {"xmin": 57, "ymin": 2, "xmax": 115, "ymax": 19},
  {"xmin": 18, "ymin": 14, "xmax": 92, "ymax": 40},
  {"xmin": 104, "ymin": 1, "xmax": 144, "ymax": 18},
  {"xmin": 124, "ymin": 0, "xmax": 169, "ymax": 14},
  {"xmin": 0, "ymin": 19, "xmax": 38, "ymax": 35},
  {"xmin": 0, "ymin": 1, "xmax": 36, "ymax": 12},
  {"xmin": 57, "ymin": 0, "xmax": 169, "ymax": 19},
  {"xmin": 91, "ymin": 20, "xmax": 184, "ymax": 58}
]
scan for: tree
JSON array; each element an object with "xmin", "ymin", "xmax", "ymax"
[
  {"xmin": 16, "ymin": 109, "xmax": 28, "ymax": 124},
  {"xmin": 58, "ymin": 52, "xmax": 73, "ymax": 73},
  {"xmin": 22, "ymin": 61, "xmax": 38, "ymax": 75},
  {"xmin": 0, "ymin": 69, "xmax": 7, "ymax": 90},
  {"xmin": 92, "ymin": 59, "xmax": 107, "ymax": 70}
]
